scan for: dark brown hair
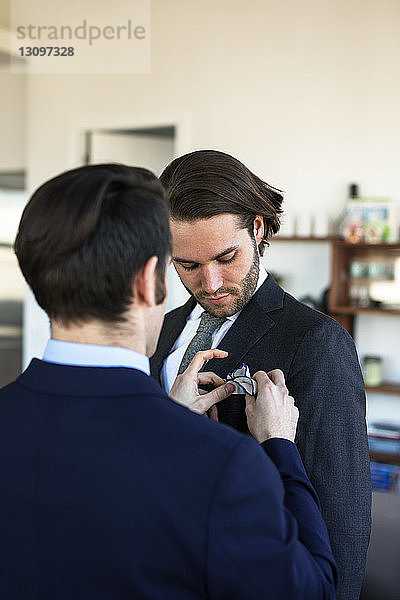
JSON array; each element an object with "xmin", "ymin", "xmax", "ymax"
[
  {"xmin": 159, "ymin": 150, "xmax": 283, "ymax": 255},
  {"xmin": 14, "ymin": 164, "xmax": 171, "ymax": 325}
]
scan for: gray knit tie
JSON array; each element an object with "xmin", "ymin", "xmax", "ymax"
[{"xmin": 177, "ymin": 312, "xmax": 226, "ymax": 375}]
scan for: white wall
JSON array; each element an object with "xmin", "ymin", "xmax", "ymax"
[
  {"xmin": 0, "ymin": 3, "xmax": 9, "ymax": 30},
  {"xmin": 0, "ymin": 70, "xmax": 26, "ymax": 170},
  {"xmin": 22, "ymin": 0, "xmax": 400, "ymax": 369},
  {"xmin": 262, "ymin": 241, "xmax": 331, "ymax": 301},
  {"xmin": 0, "ymin": 21, "xmax": 26, "ymax": 169}
]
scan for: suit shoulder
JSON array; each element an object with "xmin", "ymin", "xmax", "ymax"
[
  {"xmin": 256, "ymin": 277, "xmax": 349, "ymax": 340},
  {"xmin": 0, "ymin": 379, "xmax": 20, "ymax": 400},
  {"xmin": 282, "ymin": 292, "xmax": 350, "ymax": 338}
]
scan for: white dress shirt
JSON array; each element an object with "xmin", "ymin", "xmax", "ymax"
[
  {"xmin": 161, "ymin": 266, "xmax": 268, "ymax": 392},
  {"xmin": 43, "ymin": 339, "xmax": 150, "ymax": 374}
]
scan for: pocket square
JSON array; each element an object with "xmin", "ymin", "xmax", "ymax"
[{"xmin": 225, "ymin": 363, "xmax": 257, "ymax": 396}]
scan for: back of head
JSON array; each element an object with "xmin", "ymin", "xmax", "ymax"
[
  {"xmin": 14, "ymin": 164, "xmax": 171, "ymax": 325},
  {"xmin": 159, "ymin": 149, "xmax": 283, "ymax": 255}
]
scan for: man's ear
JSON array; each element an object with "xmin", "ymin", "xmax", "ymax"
[
  {"xmin": 253, "ymin": 216, "xmax": 265, "ymax": 245},
  {"xmin": 134, "ymin": 256, "xmax": 159, "ymax": 307}
]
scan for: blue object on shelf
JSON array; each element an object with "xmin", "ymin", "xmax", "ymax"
[{"xmin": 370, "ymin": 461, "xmax": 400, "ymax": 493}]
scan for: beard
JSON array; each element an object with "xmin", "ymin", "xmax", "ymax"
[{"xmin": 182, "ymin": 237, "xmax": 260, "ymax": 317}]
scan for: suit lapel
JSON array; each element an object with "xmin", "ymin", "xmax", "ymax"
[{"xmin": 150, "ymin": 297, "xmax": 196, "ymax": 383}]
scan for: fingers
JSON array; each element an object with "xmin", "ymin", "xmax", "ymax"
[
  {"xmin": 197, "ymin": 371, "xmax": 226, "ymax": 388},
  {"xmin": 288, "ymin": 396, "xmax": 299, "ymax": 414},
  {"xmin": 245, "ymin": 393, "xmax": 255, "ymax": 408},
  {"xmin": 208, "ymin": 405, "xmax": 219, "ymax": 422},
  {"xmin": 252, "ymin": 371, "xmax": 274, "ymax": 390},
  {"xmin": 185, "ymin": 349, "xmax": 228, "ymax": 376},
  {"xmin": 253, "ymin": 370, "xmax": 288, "ymax": 395},
  {"xmin": 246, "ymin": 379, "xmax": 298, "ymax": 443},
  {"xmin": 267, "ymin": 369, "xmax": 286, "ymax": 388}
]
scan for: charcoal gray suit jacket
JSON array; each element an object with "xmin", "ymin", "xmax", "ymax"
[{"xmin": 151, "ymin": 275, "xmax": 371, "ymax": 600}]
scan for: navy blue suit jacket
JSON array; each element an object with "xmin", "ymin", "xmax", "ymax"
[
  {"xmin": 151, "ymin": 275, "xmax": 371, "ymax": 600},
  {"xmin": 0, "ymin": 359, "xmax": 336, "ymax": 599}
]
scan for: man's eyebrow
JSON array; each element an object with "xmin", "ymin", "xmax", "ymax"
[{"xmin": 173, "ymin": 245, "xmax": 239, "ymax": 264}]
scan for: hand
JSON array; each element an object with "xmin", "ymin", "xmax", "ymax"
[
  {"xmin": 245, "ymin": 369, "xmax": 299, "ymax": 443},
  {"xmin": 169, "ymin": 349, "xmax": 235, "ymax": 415}
]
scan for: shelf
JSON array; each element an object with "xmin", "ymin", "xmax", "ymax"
[
  {"xmin": 370, "ymin": 451, "xmax": 400, "ymax": 465},
  {"xmin": 333, "ymin": 240, "xmax": 400, "ymax": 249},
  {"xmin": 273, "ymin": 236, "xmax": 336, "ymax": 242},
  {"xmin": 329, "ymin": 305, "xmax": 400, "ymax": 316},
  {"xmin": 273, "ymin": 237, "xmax": 400, "ymax": 247},
  {"xmin": 348, "ymin": 277, "xmax": 395, "ymax": 284},
  {"xmin": 366, "ymin": 383, "xmax": 400, "ymax": 395}
]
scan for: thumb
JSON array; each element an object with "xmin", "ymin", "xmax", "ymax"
[{"xmin": 199, "ymin": 382, "xmax": 235, "ymax": 413}]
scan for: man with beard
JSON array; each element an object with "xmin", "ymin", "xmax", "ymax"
[{"xmin": 150, "ymin": 149, "xmax": 371, "ymax": 600}]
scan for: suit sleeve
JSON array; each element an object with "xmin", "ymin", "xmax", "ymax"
[
  {"xmin": 286, "ymin": 318, "xmax": 371, "ymax": 600},
  {"xmin": 206, "ymin": 436, "xmax": 337, "ymax": 600}
]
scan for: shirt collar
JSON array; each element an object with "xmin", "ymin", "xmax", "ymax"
[
  {"xmin": 190, "ymin": 264, "xmax": 268, "ymax": 322},
  {"xmin": 42, "ymin": 339, "xmax": 150, "ymax": 375}
]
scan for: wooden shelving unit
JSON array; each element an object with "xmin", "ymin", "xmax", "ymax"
[
  {"xmin": 329, "ymin": 240, "xmax": 400, "ymax": 314},
  {"xmin": 366, "ymin": 383, "xmax": 400, "ymax": 395},
  {"xmin": 369, "ymin": 451, "xmax": 400, "ymax": 466},
  {"xmin": 273, "ymin": 236, "xmax": 336, "ymax": 242},
  {"xmin": 332, "ymin": 306, "xmax": 400, "ymax": 315},
  {"xmin": 332, "ymin": 241, "xmax": 400, "ymax": 250},
  {"xmin": 328, "ymin": 240, "xmax": 400, "ymax": 337}
]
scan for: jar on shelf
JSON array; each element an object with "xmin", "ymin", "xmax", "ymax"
[
  {"xmin": 363, "ymin": 355, "xmax": 383, "ymax": 387},
  {"xmin": 349, "ymin": 261, "xmax": 367, "ymax": 278}
]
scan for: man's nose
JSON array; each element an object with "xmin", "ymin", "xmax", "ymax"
[{"xmin": 201, "ymin": 265, "xmax": 223, "ymax": 294}]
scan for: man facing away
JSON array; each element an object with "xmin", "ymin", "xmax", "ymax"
[
  {"xmin": 0, "ymin": 164, "xmax": 336, "ymax": 599},
  {"xmin": 151, "ymin": 150, "xmax": 372, "ymax": 600}
]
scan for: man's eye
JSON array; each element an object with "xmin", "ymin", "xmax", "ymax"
[
  {"xmin": 218, "ymin": 253, "xmax": 236, "ymax": 264},
  {"xmin": 180, "ymin": 263, "xmax": 198, "ymax": 271}
]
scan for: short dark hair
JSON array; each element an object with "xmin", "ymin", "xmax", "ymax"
[
  {"xmin": 159, "ymin": 150, "xmax": 283, "ymax": 255},
  {"xmin": 14, "ymin": 164, "xmax": 171, "ymax": 325}
]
